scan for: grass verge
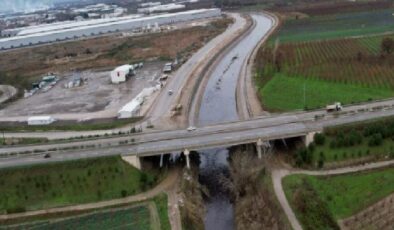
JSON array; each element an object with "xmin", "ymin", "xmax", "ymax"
[
  {"xmin": 153, "ymin": 193, "xmax": 171, "ymax": 230},
  {"xmin": 0, "ymin": 117, "xmax": 142, "ymax": 132}
]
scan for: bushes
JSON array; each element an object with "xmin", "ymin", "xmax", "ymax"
[
  {"xmin": 292, "ymin": 179, "xmax": 340, "ymax": 230},
  {"xmin": 314, "ymin": 133, "xmax": 325, "ymax": 145},
  {"xmin": 368, "ymin": 133, "xmax": 383, "ymax": 147},
  {"xmin": 295, "ymin": 147, "xmax": 314, "ymax": 167},
  {"xmin": 330, "ymin": 130, "xmax": 362, "ymax": 148}
]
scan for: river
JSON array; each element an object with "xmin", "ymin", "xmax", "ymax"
[{"xmin": 196, "ymin": 13, "xmax": 273, "ymax": 230}]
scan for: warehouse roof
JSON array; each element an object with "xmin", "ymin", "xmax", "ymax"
[
  {"xmin": 0, "ymin": 9, "xmax": 219, "ymax": 43},
  {"xmin": 113, "ymin": 64, "xmax": 134, "ymax": 72},
  {"xmin": 27, "ymin": 116, "xmax": 55, "ymax": 121}
]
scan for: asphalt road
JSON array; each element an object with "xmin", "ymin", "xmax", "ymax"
[
  {"xmin": 2, "ymin": 100, "xmax": 394, "ymax": 168},
  {"xmin": 144, "ymin": 13, "xmax": 247, "ymax": 126}
]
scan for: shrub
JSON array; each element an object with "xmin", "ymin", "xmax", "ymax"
[
  {"xmin": 318, "ymin": 152, "xmax": 325, "ymax": 169},
  {"xmin": 368, "ymin": 133, "xmax": 383, "ymax": 147},
  {"xmin": 314, "ymin": 133, "xmax": 326, "ymax": 145},
  {"xmin": 293, "ymin": 179, "xmax": 340, "ymax": 230},
  {"xmin": 121, "ymin": 190, "xmax": 128, "ymax": 197}
]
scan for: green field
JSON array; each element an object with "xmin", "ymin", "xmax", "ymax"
[
  {"xmin": 0, "ymin": 157, "xmax": 158, "ymax": 214},
  {"xmin": 1, "ymin": 193, "xmax": 170, "ymax": 230},
  {"xmin": 259, "ymin": 74, "xmax": 394, "ymax": 111},
  {"xmin": 283, "ymin": 167, "xmax": 394, "ymax": 228},
  {"xmin": 270, "ymin": 9, "xmax": 394, "ymax": 43},
  {"xmin": 294, "ymin": 117, "xmax": 394, "ymax": 168},
  {"xmin": 256, "ymin": 8, "xmax": 394, "ymax": 112},
  {"xmin": 6, "ymin": 205, "xmax": 151, "ymax": 230}
]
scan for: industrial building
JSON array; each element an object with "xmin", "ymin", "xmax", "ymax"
[
  {"xmin": 27, "ymin": 116, "xmax": 56, "ymax": 125},
  {"xmin": 118, "ymin": 86, "xmax": 160, "ymax": 119},
  {"xmin": 137, "ymin": 3, "xmax": 186, "ymax": 14},
  {"xmin": 0, "ymin": 8, "xmax": 221, "ymax": 50}
]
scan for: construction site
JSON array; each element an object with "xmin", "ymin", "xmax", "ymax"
[{"xmin": 0, "ymin": 8, "xmax": 230, "ymax": 125}]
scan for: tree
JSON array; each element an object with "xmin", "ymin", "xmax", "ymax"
[{"xmin": 381, "ymin": 37, "xmax": 394, "ymax": 55}]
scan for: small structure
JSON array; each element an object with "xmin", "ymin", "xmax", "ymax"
[
  {"xmin": 110, "ymin": 64, "xmax": 135, "ymax": 84},
  {"xmin": 27, "ymin": 116, "xmax": 56, "ymax": 125},
  {"xmin": 163, "ymin": 63, "xmax": 173, "ymax": 73},
  {"xmin": 118, "ymin": 99, "xmax": 142, "ymax": 119},
  {"xmin": 118, "ymin": 85, "xmax": 160, "ymax": 118}
]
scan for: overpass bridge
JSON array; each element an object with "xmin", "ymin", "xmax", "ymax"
[{"xmin": 1, "ymin": 99, "xmax": 394, "ymax": 169}]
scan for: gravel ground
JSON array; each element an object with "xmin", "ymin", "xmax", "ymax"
[{"xmin": 0, "ymin": 61, "xmax": 165, "ymax": 117}]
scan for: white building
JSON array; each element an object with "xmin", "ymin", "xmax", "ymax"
[
  {"xmin": 118, "ymin": 99, "xmax": 142, "ymax": 118},
  {"xmin": 111, "ymin": 64, "xmax": 134, "ymax": 84},
  {"xmin": 118, "ymin": 86, "xmax": 160, "ymax": 118},
  {"xmin": 0, "ymin": 9, "xmax": 221, "ymax": 50},
  {"xmin": 137, "ymin": 4, "xmax": 186, "ymax": 14},
  {"xmin": 27, "ymin": 116, "xmax": 56, "ymax": 125}
]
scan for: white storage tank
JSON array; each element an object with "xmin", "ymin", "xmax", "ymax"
[{"xmin": 27, "ymin": 116, "xmax": 56, "ymax": 125}]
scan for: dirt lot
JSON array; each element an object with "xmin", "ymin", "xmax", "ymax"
[
  {"xmin": 0, "ymin": 17, "xmax": 232, "ymax": 120},
  {"xmin": 0, "ymin": 17, "xmax": 231, "ymax": 78},
  {"xmin": 0, "ymin": 62, "xmax": 164, "ymax": 117}
]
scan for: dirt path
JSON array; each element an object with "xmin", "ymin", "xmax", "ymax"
[
  {"xmin": 167, "ymin": 176, "xmax": 182, "ymax": 230},
  {"xmin": 0, "ymin": 167, "xmax": 180, "ymax": 221},
  {"xmin": 272, "ymin": 160, "xmax": 394, "ymax": 230}
]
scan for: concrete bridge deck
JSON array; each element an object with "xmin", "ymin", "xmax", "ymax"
[{"xmin": 1, "ymin": 99, "xmax": 394, "ymax": 169}]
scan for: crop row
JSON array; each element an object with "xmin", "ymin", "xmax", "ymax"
[{"xmin": 258, "ymin": 35, "xmax": 394, "ymax": 89}]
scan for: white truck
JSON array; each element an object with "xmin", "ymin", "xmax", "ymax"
[{"xmin": 326, "ymin": 102, "xmax": 342, "ymax": 112}]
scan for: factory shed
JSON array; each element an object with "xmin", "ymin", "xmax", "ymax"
[
  {"xmin": 111, "ymin": 65, "xmax": 134, "ymax": 84},
  {"xmin": 0, "ymin": 9, "xmax": 221, "ymax": 50},
  {"xmin": 118, "ymin": 85, "xmax": 160, "ymax": 118},
  {"xmin": 118, "ymin": 98, "xmax": 143, "ymax": 118},
  {"xmin": 27, "ymin": 116, "xmax": 56, "ymax": 125}
]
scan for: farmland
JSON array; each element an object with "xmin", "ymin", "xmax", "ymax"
[
  {"xmin": 0, "ymin": 156, "xmax": 159, "ymax": 214},
  {"xmin": 256, "ymin": 11, "xmax": 394, "ymax": 111},
  {"xmin": 7, "ymin": 205, "xmax": 151, "ymax": 230},
  {"xmin": 283, "ymin": 167, "xmax": 394, "ymax": 229},
  {"xmin": 293, "ymin": 116, "xmax": 394, "ymax": 168},
  {"xmin": 269, "ymin": 9, "xmax": 394, "ymax": 43},
  {"xmin": 0, "ymin": 194, "xmax": 170, "ymax": 230}
]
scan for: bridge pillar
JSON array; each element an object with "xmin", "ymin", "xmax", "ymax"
[
  {"xmin": 256, "ymin": 139, "xmax": 263, "ymax": 159},
  {"xmin": 305, "ymin": 131, "xmax": 320, "ymax": 147},
  {"xmin": 121, "ymin": 155, "xmax": 141, "ymax": 170},
  {"xmin": 184, "ymin": 149, "xmax": 190, "ymax": 169}
]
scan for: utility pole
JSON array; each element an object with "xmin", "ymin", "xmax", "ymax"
[{"xmin": 303, "ymin": 81, "xmax": 306, "ymax": 109}]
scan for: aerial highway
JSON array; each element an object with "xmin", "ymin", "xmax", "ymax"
[{"xmin": 1, "ymin": 99, "xmax": 394, "ymax": 168}]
